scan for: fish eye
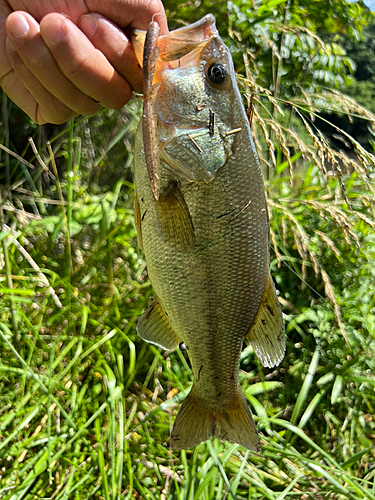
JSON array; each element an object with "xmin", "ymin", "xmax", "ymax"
[{"xmin": 207, "ymin": 62, "xmax": 226, "ymax": 84}]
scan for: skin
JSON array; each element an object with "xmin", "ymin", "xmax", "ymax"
[{"xmin": 0, "ymin": 0, "xmax": 168, "ymax": 124}]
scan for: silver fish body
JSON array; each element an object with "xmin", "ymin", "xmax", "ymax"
[{"xmin": 133, "ymin": 15, "xmax": 285, "ymax": 451}]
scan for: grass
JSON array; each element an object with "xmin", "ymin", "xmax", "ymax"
[{"xmin": 1, "ymin": 47, "xmax": 375, "ymax": 500}]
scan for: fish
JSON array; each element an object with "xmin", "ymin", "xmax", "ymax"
[{"xmin": 131, "ymin": 14, "xmax": 285, "ymax": 452}]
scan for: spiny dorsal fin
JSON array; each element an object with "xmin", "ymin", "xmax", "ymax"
[
  {"xmin": 137, "ymin": 296, "xmax": 181, "ymax": 351},
  {"xmin": 245, "ymin": 275, "xmax": 285, "ymax": 368}
]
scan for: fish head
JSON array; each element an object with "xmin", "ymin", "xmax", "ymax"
[
  {"xmin": 135, "ymin": 15, "xmax": 245, "ymax": 183},
  {"xmin": 155, "ymin": 15, "xmax": 241, "ymax": 182}
]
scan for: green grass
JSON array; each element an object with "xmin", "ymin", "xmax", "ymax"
[{"xmin": 1, "ymin": 92, "xmax": 375, "ymax": 498}]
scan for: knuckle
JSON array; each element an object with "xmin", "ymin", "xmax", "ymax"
[
  {"xmin": 36, "ymin": 103, "xmax": 77, "ymax": 125},
  {"xmin": 62, "ymin": 54, "xmax": 89, "ymax": 81},
  {"xmin": 0, "ymin": 68, "xmax": 15, "ymax": 89},
  {"xmin": 70, "ymin": 92, "xmax": 102, "ymax": 115},
  {"xmin": 25, "ymin": 48, "xmax": 51, "ymax": 73}
]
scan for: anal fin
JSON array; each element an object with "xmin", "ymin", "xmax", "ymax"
[
  {"xmin": 245, "ymin": 275, "xmax": 285, "ymax": 368},
  {"xmin": 137, "ymin": 296, "xmax": 181, "ymax": 351}
]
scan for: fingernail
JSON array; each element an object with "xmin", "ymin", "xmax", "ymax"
[
  {"xmin": 8, "ymin": 15, "xmax": 29, "ymax": 38},
  {"xmin": 80, "ymin": 15, "xmax": 97, "ymax": 39},
  {"xmin": 42, "ymin": 18, "xmax": 64, "ymax": 45},
  {"xmin": 80, "ymin": 14, "xmax": 128, "ymax": 42}
]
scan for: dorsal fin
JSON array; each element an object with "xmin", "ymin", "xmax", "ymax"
[{"xmin": 245, "ymin": 275, "xmax": 285, "ymax": 368}]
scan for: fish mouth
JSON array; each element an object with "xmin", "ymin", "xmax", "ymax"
[
  {"xmin": 131, "ymin": 14, "xmax": 217, "ymax": 70},
  {"xmin": 157, "ymin": 14, "xmax": 218, "ymax": 62}
]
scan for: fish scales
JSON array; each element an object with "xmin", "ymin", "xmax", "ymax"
[{"xmin": 133, "ymin": 14, "xmax": 285, "ymax": 451}]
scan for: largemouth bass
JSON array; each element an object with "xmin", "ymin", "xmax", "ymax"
[{"xmin": 132, "ymin": 14, "xmax": 285, "ymax": 452}]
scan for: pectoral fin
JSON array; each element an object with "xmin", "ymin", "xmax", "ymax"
[
  {"xmin": 156, "ymin": 181, "xmax": 195, "ymax": 246},
  {"xmin": 137, "ymin": 296, "xmax": 181, "ymax": 351},
  {"xmin": 245, "ymin": 275, "xmax": 285, "ymax": 368},
  {"xmin": 131, "ymin": 29, "xmax": 146, "ymax": 68}
]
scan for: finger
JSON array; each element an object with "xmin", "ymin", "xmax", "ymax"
[
  {"xmin": 0, "ymin": 1, "xmax": 12, "ymax": 81},
  {"xmin": 6, "ymin": 11, "xmax": 102, "ymax": 116},
  {"xmin": 40, "ymin": 13, "xmax": 133, "ymax": 109},
  {"xmin": 1, "ymin": 7, "xmax": 79, "ymax": 123},
  {"xmin": 86, "ymin": 0, "xmax": 169, "ymax": 34},
  {"xmin": 6, "ymin": 0, "xmax": 168, "ymax": 34},
  {"xmin": 0, "ymin": 62, "xmax": 42, "ymax": 123},
  {"xmin": 5, "ymin": 39, "xmax": 79, "ymax": 124},
  {"xmin": 79, "ymin": 13, "xmax": 143, "ymax": 94},
  {"xmin": 5, "ymin": 0, "xmax": 88, "ymax": 24}
]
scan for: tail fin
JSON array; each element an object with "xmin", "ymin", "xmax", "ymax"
[{"xmin": 170, "ymin": 387, "xmax": 261, "ymax": 452}]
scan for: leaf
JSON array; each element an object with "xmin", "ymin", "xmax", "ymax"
[
  {"xmin": 316, "ymin": 372, "xmax": 335, "ymax": 387},
  {"xmin": 245, "ymin": 381, "xmax": 283, "ymax": 396},
  {"xmin": 0, "ymin": 288, "xmax": 34, "ymax": 295},
  {"xmin": 275, "ymin": 151, "xmax": 302, "ymax": 174},
  {"xmin": 0, "ymin": 230, "xmax": 11, "ymax": 242},
  {"xmin": 331, "ymin": 375, "xmax": 343, "ymax": 404},
  {"xmin": 28, "ymin": 216, "xmax": 61, "ymax": 234},
  {"xmin": 341, "ymin": 447, "xmax": 372, "ymax": 470},
  {"xmin": 68, "ymin": 220, "xmax": 82, "ymax": 237}
]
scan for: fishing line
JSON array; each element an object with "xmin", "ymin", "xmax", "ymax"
[
  {"xmin": 277, "ymin": 259, "xmax": 343, "ymax": 324},
  {"xmin": 277, "ymin": 259, "xmax": 325, "ymax": 301}
]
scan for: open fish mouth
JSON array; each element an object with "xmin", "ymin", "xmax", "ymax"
[{"xmin": 156, "ymin": 14, "xmax": 217, "ymax": 62}]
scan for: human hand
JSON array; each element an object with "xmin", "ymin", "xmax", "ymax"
[{"xmin": 0, "ymin": 0, "xmax": 168, "ymax": 124}]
